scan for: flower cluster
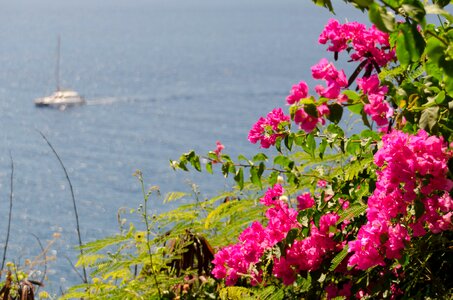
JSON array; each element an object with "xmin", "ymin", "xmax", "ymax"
[
  {"xmin": 211, "ymin": 185, "xmax": 299, "ymax": 285},
  {"xmin": 312, "ymin": 58, "xmax": 348, "ymax": 101},
  {"xmin": 319, "ymin": 19, "xmax": 395, "ymax": 67},
  {"xmin": 248, "ymin": 108, "xmax": 290, "ymax": 148},
  {"xmin": 357, "ymin": 74, "xmax": 393, "ymax": 128},
  {"xmin": 286, "ymin": 81, "xmax": 309, "ymax": 105},
  {"xmin": 212, "ymin": 183, "xmax": 346, "ymax": 286},
  {"xmin": 286, "ymin": 59, "xmax": 349, "ymax": 133},
  {"xmin": 348, "ymin": 130, "xmax": 453, "ymax": 270},
  {"xmin": 294, "ymin": 103, "xmax": 330, "ymax": 133},
  {"xmin": 273, "ymin": 212, "xmax": 340, "ymax": 284},
  {"xmin": 211, "ymin": 141, "xmax": 224, "ymax": 163}
]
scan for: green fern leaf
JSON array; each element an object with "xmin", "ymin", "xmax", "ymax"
[
  {"xmin": 163, "ymin": 191, "xmax": 190, "ymax": 203},
  {"xmin": 219, "ymin": 286, "xmax": 254, "ymax": 300},
  {"xmin": 337, "ymin": 203, "xmax": 367, "ymax": 224},
  {"xmin": 329, "ymin": 245, "xmax": 349, "ymax": 271}
]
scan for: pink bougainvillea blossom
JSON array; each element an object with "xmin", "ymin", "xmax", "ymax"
[
  {"xmin": 273, "ymin": 213, "xmax": 340, "ymax": 284},
  {"xmin": 319, "ymin": 19, "xmax": 395, "ymax": 68},
  {"xmin": 212, "ymin": 185, "xmax": 299, "ymax": 285},
  {"xmin": 286, "ymin": 80, "xmax": 309, "ymax": 105},
  {"xmin": 294, "ymin": 104, "xmax": 330, "ymax": 133},
  {"xmin": 211, "ymin": 140, "xmax": 224, "ymax": 163},
  {"xmin": 248, "ymin": 108, "xmax": 290, "ymax": 148},
  {"xmin": 357, "ymin": 75, "xmax": 393, "ymax": 128},
  {"xmin": 348, "ymin": 130, "xmax": 453, "ymax": 270},
  {"xmin": 312, "ymin": 58, "xmax": 348, "ymax": 100},
  {"xmin": 297, "ymin": 192, "xmax": 315, "ymax": 211}
]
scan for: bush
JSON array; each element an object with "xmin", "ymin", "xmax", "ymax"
[{"xmin": 64, "ymin": 1, "xmax": 452, "ymax": 299}]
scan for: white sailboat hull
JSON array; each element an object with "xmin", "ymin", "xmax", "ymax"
[{"xmin": 34, "ymin": 90, "xmax": 86, "ymax": 108}]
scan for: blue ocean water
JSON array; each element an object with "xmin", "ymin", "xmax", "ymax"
[{"xmin": 0, "ymin": 0, "xmax": 368, "ymax": 291}]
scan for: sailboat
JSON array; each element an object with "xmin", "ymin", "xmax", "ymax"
[{"xmin": 34, "ymin": 36, "xmax": 86, "ymax": 109}]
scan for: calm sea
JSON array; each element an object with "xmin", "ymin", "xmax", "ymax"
[{"xmin": 0, "ymin": 0, "xmax": 367, "ymax": 290}]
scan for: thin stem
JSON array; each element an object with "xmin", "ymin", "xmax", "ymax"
[
  {"xmin": 30, "ymin": 234, "xmax": 47, "ymax": 294},
  {"xmin": 1, "ymin": 152, "xmax": 14, "ymax": 277},
  {"xmin": 64, "ymin": 255, "xmax": 85, "ymax": 283},
  {"xmin": 136, "ymin": 171, "xmax": 161, "ymax": 298},
  {"xmin": 38, "ymin": 131, "xmax": 88, "ymax": 284}
]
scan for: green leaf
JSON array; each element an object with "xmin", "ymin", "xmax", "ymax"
[
  {"xmin": 327, "ymin": 103, "xmax": 343, "ymax": 124},
  {"xmin": 206, "ymin": 162, "xmax": 213, "ymax": 174},
  {"xmin": 396, "ymin": 23, "xmax": 426, "ymax": 67},
  {"xmin": 284, "ymin": 134, "xmax": 294, "ymax": 151},
  {"xmin": 302, "ymin": 133, "xmax": 316, "ymax": 158},
  {"xmin": 238, "ymin": 154, "xmax": 252, "ymax": 165},
  {"xmin": 252, "ymin": 153, "xmax": 268, "ymax": 162},
  {"xmin": 319, "ymin": 139, "xmax": 328, "ymax": 159},
  {"xmin": 419, "ymin": 106, "xmax": 439, "ymax": 131},
  {"xmin": 178, "ymin": 161, "xmax": 189, "ymax": 171},
  {"xmin": 345, "ymin": 134, "xmax": 361, "ymax": 156},
  {"xmin": 434, "ymin": 91, "xmax": 446, "ymax": 105},
  {"xmin": 304, "ymin": 103, "xmax": 318, "ymax": 118},
  {"xmin": 312, "ymin": 0, "xmax": 334, "ymax": 12},
  {"xmin": 347, "ymin": 103, "xmax": 364, "ymax": 115},
  {"xmin": 274, "ymin": 155, "xmax": 292, "ymax": 168},
  {"xmin": 426, "ymin": 36, "xmax": 445, "ymax": 67},
  {"xmin": 190, "ymin": 155, "xmax": 201, "ymax": 172},
  {"xmin": 286, "ymin": 228, "xmax": 299, "ymax": 245},
  {"xmin": 337, "ymin": 203, "xmax": 367, "ymax": 224},
  {"xmin": 222, "ymin": 162, "xmax": 230, "ymax": 177},
  {"xmin": 446, "ymin": 75, "xmax": 453, "ymax": 97},
  {"xmin": 369, "ymin": 3, "xmax": 396, "ymax": 32},
  {"xmin": 361, "ymin": 110, "xmax": 372, "ymax": 129},
  {"xmin": 234, "ymin": 168, "xmax": 244, "ymax": 190},
  {"xmin": 329, "ymin": 245, "xmax": 349, "ymax": 271},
  {"xmin": 414, "ymin": 198, "xmax": 425, "ymax": 219},
  {"xmin": 268, "ymin": 171, "xmax": 280, "ymax": 186},
  {"xmin": 326, "ymin": 124, "xmax": 345, "ymax": 142},
  {"xmin": 250, "ymin": 166, "xmax": 262, "ymax": 189},
  {"xmin": 352, "ymin": 0, "xmax": 373, "ymax": 8},
  {"xmin": 343, "ymin": 90, "xmax": 360, "ymax": 102},
  {"xmin": 164, "ymin": 192, "xmax": 189, "ymax": 203},
  {"xmin": 401, "ymin": 3, "xmax": 426, "ymax": 23}
]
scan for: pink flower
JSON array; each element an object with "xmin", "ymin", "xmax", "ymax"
[
  {"xmin": 248, "ymin": 108, "xmax": 290, "ymax": 148},
  {"xmin": 357, "ymin": 75, "xmax": 393, "ymax": 127},
  {"xmin": 318, "ymin": 19, "xmax": 351, "ymax": 52},
  {"xmin": 317, "ymin": 179, "xmax": 327, "ymax": 188},
  {"xmin": 212, "ymin": 184, "xmax": 299, "ymax": 285},
  {"xmin": 212, "ymin": 141, "xmax": 224, "ymax": 163},
  {"xmin": 319, "ymin": 19, "xmax": 395, "ymax": 67},
  {"xmin": 294, "ymin": 104, "xmax": 330, "ymax": 133},
  {"xmin": 326, "ymin": 281, "xmax": 353, "ymax": 300},
  {"xmin": 260, "ymin": 184, "xmax": 284, "ymax": 206},
  {"xmin": 318, "ymin": 213, "xmax": 340, "ymax": 235},
  {"xmin": 286, "ymin": 81, "xmax": 309, "ymax": 104},
  {"xmin": 311, "ymin": 59, "xmax": 348, "ymax": 100},
  {"xmin": 273, "ymin": 257, "xmax": 297, "ymax": 285},
  {"xmin": 297, "ymin": 193, "xmax": 315, "ymax": 211},
  {"xmin": 348, "ymin": 130, "xmax": 452, "ymax": 270}
]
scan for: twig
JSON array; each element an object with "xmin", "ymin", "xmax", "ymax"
[
  {"xmin": 1, "ymin": 152, "xmax": 14, "ymax": 278},
  {"xmin": 38, "ymin": 131, "xmax": 88, "ymax": 284},
  {"xmin": 64, "ymin": 255, "xmax": 85, "ymax": 283},
  {"xmin": 135, "ymin": 171, "xmax": 162, "ymax": 298},
  {"xmin": 30, "ymin": 233, "xmax": 47, "ymax": 293}
]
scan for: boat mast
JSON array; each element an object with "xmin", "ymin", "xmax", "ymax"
[{"xmin": 56, "ymin": 35, "xmax": 60, "ymax": 91}]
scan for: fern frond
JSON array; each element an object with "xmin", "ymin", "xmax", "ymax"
[
  {"xmin": 163, "ymin": 191, "xmax": 190, "ymax": 203},
  {"xmin": 219, "ymin": 286, "xmax": 254, "ymax": 300},
  {"xmin": 408, "ymin": 64, "xmax": 425, "ymax": 82},
  {"xmin": 329, "ymin": 245, "xmax": 349, "ymax": 271},
  {"xmin": 257, "ymin": 286, "xmax": 285, "ymax": 300},
  {"xmin": 379, "ymin": 65, "xmax": 406, "ymax": 81},
  {"xmin": 337, "ymin": 203, "xmax": 367, "ymax": 224},
  {"xmin": 82, "ymin": 234, "xmax": 132, "ymax": 254}
]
